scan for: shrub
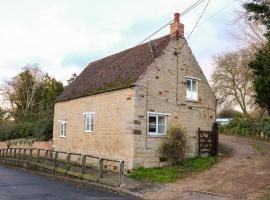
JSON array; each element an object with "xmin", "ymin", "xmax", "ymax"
[
  {"xmin": 221, "ymin": 116, "xmax": 270, "ymax": 138},
  {"xmin": 0, "ymin": 118, "xmax": 53, "ymax": 141},
  {"xmin": 160, "ymin": 127, "xmax": 187, "ymax": 165},
  {"xmin": 218, "ymin": 109, "xmax": 242, "ymax": 118}
]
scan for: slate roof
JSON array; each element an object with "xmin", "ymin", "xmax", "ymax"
[{"xmin": 56, "ymin": 35, "xmax": 171, "ymax": 102}]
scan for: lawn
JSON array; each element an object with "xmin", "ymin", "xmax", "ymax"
[{"xmin": 129, "ymin": 156, "xmax": 217, "ymax": 183}]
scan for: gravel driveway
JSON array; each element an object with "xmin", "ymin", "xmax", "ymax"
[{"xmin": 138, "ymin": 135, "xmax": 270, "ymax": 200}]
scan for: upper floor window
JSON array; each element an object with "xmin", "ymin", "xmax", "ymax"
[
  {"xmin": 148, "ymin": 112, "xmax": 169, "ymax": 136},
  {"xmin": 60, "ymin": 121, "xmax": 67, "ymax": 137},
  {"xmin": 186, "ymin": 78, "xmax": 198, "ymax": 101},
  {"xmin": 84, "ymin": 112, "xmax": 95, "ymax": 132}
]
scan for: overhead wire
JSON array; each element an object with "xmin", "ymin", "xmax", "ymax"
[{"xmin": 102, "ymin": 0, "xmax": 208, "ymax": 68}]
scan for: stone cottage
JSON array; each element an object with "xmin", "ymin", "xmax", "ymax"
[{"xmin": 53, "ymin": 13, "xmax": 216, "ymax": 170}]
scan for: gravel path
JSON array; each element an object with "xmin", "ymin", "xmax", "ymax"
[{"xmin": 138, "ymin": 135, "xmax": 270, "ymax": 200}]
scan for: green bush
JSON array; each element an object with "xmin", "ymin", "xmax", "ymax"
[
  {"xmin": 160, "ymin": 127, "xmax": 187, "ymax": 165},
  {"xmin": 221, "ymin": 116, "xmax": 270, "ymax": 138},
  {"xmin": 0, "ymin": 118, "xmax": 53, "ymax": 141}
]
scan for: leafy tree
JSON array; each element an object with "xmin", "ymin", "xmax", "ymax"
[
  {"xmin": 0, "ymin": 65, "xmax": 64, "ymax": 140},
  {"xmin": 1, "ymin": 65, "xmax": 63, "ymax": 122},
  {"xmin": 36, "ymin": 74, "xmax": 63, "ymax": 119},
  {"xmin": 244, "ymin": 0, "xmax": 270, "ymax": 30},
  {"xmin": 249, "ymin": 36, "xmax": 270, "ymax": 114},
  {"xmin": 2, "ymin": 65, "xmax": 44, "ymax": 121},
  {"xmin": 244, "ymin": 0, "xmax": 270, "ymax": 115}
]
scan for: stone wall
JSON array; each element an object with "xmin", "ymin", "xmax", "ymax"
[
  {"xmin": 132, "ymin": 38, "xmax": 216, "ymax": 168},
  {"xmin": 53, "ymin": 88, "xmax": 135, "ymax": 169},
  {"xmin": 0, "ymin": 140, "xmax": 52, "ymax": 150}
]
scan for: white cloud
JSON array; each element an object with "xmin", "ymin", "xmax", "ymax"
[{"xmin": 0, "ymin": 0, "xmax": 242, "ymax": 87}]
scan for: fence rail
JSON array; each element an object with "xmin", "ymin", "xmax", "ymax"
[{"xmin": 0, "ymin": 148, "xmax": 125, "ymax": 187}]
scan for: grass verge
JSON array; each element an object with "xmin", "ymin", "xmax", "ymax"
[
  {"xmin": 250, "ymin": 143, "xmax": 266, "ymax": 153},
  {"xmin": 128, "ymin": 156, "xmax": 217, "ymax": 183},
  {"xmin": 259, "ymin": 188, "xmax": 270, "ymax": 200}
]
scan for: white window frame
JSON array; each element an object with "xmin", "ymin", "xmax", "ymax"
[
  {"xmin": 83, "ymin": 112, "xmax": 95, "ymax": 133},
  {"xmin": 147, "ymin": 112, "xmax": 169, "ymax": 136},
  {"xmin": 186, "ymin": 78, "xmax": 199, "ymax": 101},
  {"xmin": 59, "ymin": 120, "xmax": 67, "ymax": 138}
]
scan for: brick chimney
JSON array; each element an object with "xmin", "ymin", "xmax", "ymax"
[{"xmin": 170, "ymin": 13, "xmax": 184, "ymax": 38}]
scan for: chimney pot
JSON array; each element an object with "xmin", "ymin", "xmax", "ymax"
[
  {"xmin": 174, "ymin": 13, "xmax": 180, "ymax": 23},
  {"xmin": 170, "ymin": 13, "xmax": 184, "ymax": 38}
]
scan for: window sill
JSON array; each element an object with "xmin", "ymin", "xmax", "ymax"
[
  {"xmin": 148, "ymin": 133, "xmax": 166, "ymax": 137},
  {"xmin": 60, "ymin": 135, "xmax": 66, "ymax": 138},
  {"xmin": 85, "ymin": 130, "xmax": 94, "ymax": 133},
  {"xmin": 185, "ymin": 99, "xmax": 199, "ymax": 103}
]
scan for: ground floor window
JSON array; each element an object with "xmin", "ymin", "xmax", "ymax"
[
  {"xmin": 60, "ymin": 121, "xmax": 67, "ymax": 137},
  {"xmin": 148, "ymin": 112, "xmax": 169, "ymax": 136},
  {"xmin": 85, "ymin": 113, "xmax": 94, "ymax": 132}
]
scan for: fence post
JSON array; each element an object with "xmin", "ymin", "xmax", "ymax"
[
  {"xmin": 37, "ymin": 149, "xmax": 41, "ymax": 163},
  {"xmin": 211, "ymin": 122, "xmax": 219, "ymax": 156},
  {"xmin": 45, "ymin": 150, "xmax": 48, "ymax": 165},
  {"xmin": 98, "ymin": 158, "xmax": 103, "ymax": 179},
  {"xmin": 18, "ymin": 149, "xmax": 21, "ymax": 159},
  {"xmin": 65, "ymin": 153, "xmax": 71, "ymax": 174},
  {"xmin": 54, "ymin": 151, "xmax": 58, "ymax": 173},
  {"xmin": 23, "ymin": 149, "xmax": 26, "ymax": 160},
  {"xmin": 215, "ymin": 122, "xmax": 219, "ymax": 155},
  {"xmin": 118, "ymin": 160, "xmax": 125, "ymax": 187},
  {"xmin": 30, "ymin": 149, "xmax": 33, "ymax": 162},
  {"xmin": 81, "ymin": 155, "xmax": 86, "ymax": 175},
  {"xmin": 198, "ymin": 128, "xmax": 201, "ymax": 156},
  {"xmin": 9, "ymin": 148, "xmax": 12, "ymax": 158},
  {"xmin": 13, "ymin": 148, "xmax": 17, "ymax": 158}
]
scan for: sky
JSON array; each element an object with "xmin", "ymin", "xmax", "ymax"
[{"xmin": 0, "ymin": 0, "xmax": 243, "ymax": 87}]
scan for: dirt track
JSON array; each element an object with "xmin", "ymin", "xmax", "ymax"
[{"xmin": 139, "ymin": 135, "xmax": 270, "ymax": 200}]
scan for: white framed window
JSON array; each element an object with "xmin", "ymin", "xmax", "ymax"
[
  {"xmin": 186, "ymin": 78, "xmax": 198, "ymax": 101},
  {"xmin": 84, "ymin": 112, "xmax": 95, "ymax": 132},
  {"xmin": 59, "ymin": 121, "xmax": 67, "ymax": 137},
  {"xmin": 148, "ymin": 112, "xmax": 169, "ymax": 136}
]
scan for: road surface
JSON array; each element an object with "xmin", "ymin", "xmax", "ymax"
[{"xmin": 0, "ymin": 166, "xmax": 137, "ymax": 200}]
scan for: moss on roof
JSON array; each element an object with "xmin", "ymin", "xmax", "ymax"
[{"xmin": 56, "ymin": 35, "xmax": 171, "ymax": 102}]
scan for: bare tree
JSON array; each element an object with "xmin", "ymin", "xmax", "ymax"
[
  {"xmin": 232, "ymin": 4, "xmax": 267, "ymax": 48},
  {"xmin": 212, "ymin": 48, "xmax": 255, "ymax": 119},
  {"xmin": 232, "ymin": 19, "xmax": 267, "ymax": 48},
  {"xmin": 0, "ymin": 64, "xmax": 44, "ymax": 120}
]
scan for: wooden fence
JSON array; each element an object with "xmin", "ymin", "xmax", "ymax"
[
  {"xmin": 0, "ymin": 148, "xmax": 125, "ymax": 187},
  {"xmin": 198, "ymin": 122, "xmax": 219, "ymax": 156}
]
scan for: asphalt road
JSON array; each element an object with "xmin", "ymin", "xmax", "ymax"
[{"xmin": 0, "ymin": 166, "xmax": 137, "ymax": 200}]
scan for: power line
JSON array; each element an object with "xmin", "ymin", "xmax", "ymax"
[
  {"xmin": 182, "ymin": 0, "xmax": 206, "ymax": 16},
  {"xmin": 104, "ymin": 0, "xmax": 208, "ymax": 68},
  {"xmin": 137, "ymin": 0, "xmax": 207, "ymax": 46},
  {"xmin": 187, "ymin": 0, "xmax": 212, "ymax": 40},
  {"xmin": 198, "ymin": 0, "xmax": 236, "ymax": 27}
]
